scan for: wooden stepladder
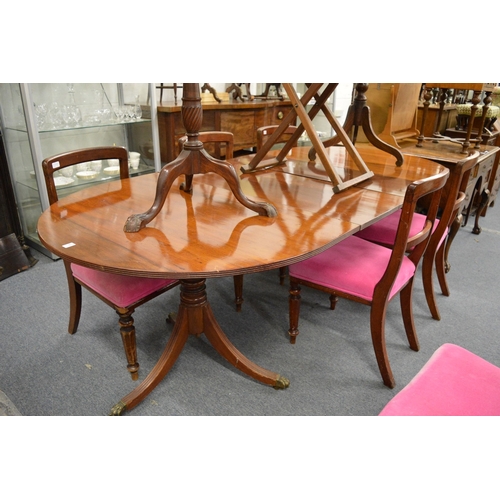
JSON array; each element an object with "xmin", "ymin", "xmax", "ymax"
[{"xmin": 241, "ymin": 83, "xmax": 376, "ymax": 193}]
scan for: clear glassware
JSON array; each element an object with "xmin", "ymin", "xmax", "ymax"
[
  {"xmin": 123, "ymin": 105, "xmax": 134, "ymax": 121},
  {"xmin": 34, "ymin": 102, "xmax": 47, "ymax": 130},
  {"xmin": 113, "ymin": 105, "xmax": 125, "ymax": 122},
  {"xmin": 47, "ymin": 102, "xmax": 64, "ymax": 129},
  {"xmin": 133, "ymin": 95, "xmax": 142, "ymax": 120},
  {"xmin": 63, "ymin": 84, "xmax": 82, "ymax": 128},
  {"xmin": 94, "ymin": 89, "xmax": 112, "ymax": 124}
]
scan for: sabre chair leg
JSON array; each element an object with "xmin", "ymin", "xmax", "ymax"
[
  {"xmin": 422, "ymin": 249, "xmax": 441, "ymax": 321},
  {"xmin": 64, "ymin": 262, "xmax": 82, "ymax": 334},
  {"xmin": 446, "ymin": 214, "xmax": 461, "ymax": 270},
  {"xmin": 436, "ymin": 240, "xmax": 450, "ymax": 296},
  {"xmin": 67, "ymin": 279, "xmax": 82, "ymax": 334},
  {"xmin": 288, "ymin": 281, "xmax": 301, "ymax": 344},
  {"xmin": 370, "ymin": 298, "xmax": 396, "ymax": 389},
  {"xmin": 399, "ymin": 281, "xmax": 420, "ymax": 352}
]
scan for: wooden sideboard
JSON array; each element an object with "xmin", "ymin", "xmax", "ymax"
[{"xmin": 157, "ymin": 99, "xmax": 295, "ymax": 163}]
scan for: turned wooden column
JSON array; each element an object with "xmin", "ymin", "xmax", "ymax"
[
  {"xmin": 124, "ymin": 83, "xmax": 277, "ymax": 233},
  {"xmin": 417, "ymin": 86, "xmax": 433, "ymax": 147}
]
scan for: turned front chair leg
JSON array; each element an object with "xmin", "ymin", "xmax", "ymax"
[
  {"xmin": 288, "ymin": 281, "xmax": 301, "ymax": 344},
  {"xmin": 117, "ymin": 310, "xmax": 140, "ymax": 380}
]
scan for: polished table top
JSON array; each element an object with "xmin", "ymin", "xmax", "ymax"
[
  {"xmin": 37, "ymin": 145, "xmax": 447, "ymax": 415},
  {"xmin": 38, "ymin": 145, "xmax": 446, "ymax": 279}
]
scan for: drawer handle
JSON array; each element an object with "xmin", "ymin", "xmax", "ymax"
[{"xmin": 277, "ymin": 111, "xmax": 284, "ymax": 120}]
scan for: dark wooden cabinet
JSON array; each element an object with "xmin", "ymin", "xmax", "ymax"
[
  {"xmin": 0, "ymin": 129, "xmax": 36, "ymax": 278},
  {"xmin": 0, "ymin": 129, "xmax": 19, "ymax": 240},
  {"xmin": 157, "ymin": 99, "xmax": 295, "ymax": 163}
]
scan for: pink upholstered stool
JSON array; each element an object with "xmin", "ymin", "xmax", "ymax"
[{"xmin": 379, "ymin": 343, "xmax": 500, "ymax": 416}]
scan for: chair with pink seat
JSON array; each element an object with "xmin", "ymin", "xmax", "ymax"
[
  {"xmin": 288, "ymin": 168, "xmax": 449, "ymax": 389},
  {"xmin": 42, "ymin": 146, "xmax": 179, "ymax": 380},
  {"xmin": 379, "ymin": 343, "xmax": 500, "ymax": 415},
  {"xmin": 356, "ymin": 151, "xmax": 479, "ymax": 321}
]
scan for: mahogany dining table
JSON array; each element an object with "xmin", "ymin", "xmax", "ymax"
[{"xmin": 37, "ymin": 144, "xmax": 447, "ymax": 415}]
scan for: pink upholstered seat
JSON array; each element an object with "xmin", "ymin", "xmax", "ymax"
[
  {"xmin": 289, "ymin": 236, "xmax": 416, "ymax": 303},
  {"xmin": 71, "ymin": 264, "xmax": 176, "ymax": 309},
  {"xmin": 288, "ymin": 169, "xmax": 449, "ymax": 389},
  {"xmin": 42, "ymin": 146, "xmax": 180, "ymax": 380},
  {"xmin": 379, "ymin": 344, "xmax": 500, "ymax": 416},
  {"xmin": 357, "ymin": 211, "xmax": 441, "ymax": 248}
]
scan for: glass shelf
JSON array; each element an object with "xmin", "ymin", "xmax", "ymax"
[
  {"xmin": 5, "ymin": 118, "xmax": 151, "ymax": 134},
  {"xmin": 18, "ymin": 163, "xmax": 155, "ymax": 193},
  {"xmin": 0, "ymin": 83, "xmax": 161, "ymax": 258}
]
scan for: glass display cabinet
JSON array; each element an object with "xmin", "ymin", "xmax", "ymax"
[{"xmin": 0, "ymin": 83, "xmax": 161, "ymax": 257}]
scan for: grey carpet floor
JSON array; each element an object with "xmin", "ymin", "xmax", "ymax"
[{"xmin": 1, "ymin": 204, "xmax": 499, "ymax": 417}]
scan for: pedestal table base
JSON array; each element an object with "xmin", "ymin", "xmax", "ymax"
[{"xmin": 110, "ymin": 278, "xmax": 289, "ymax": 415}]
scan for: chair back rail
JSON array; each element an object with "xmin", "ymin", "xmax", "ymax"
[
  {"xmin": 178, "ymin": 131, "xmax": 234, "ymax": 159},
  {"xmin": 375, "ymin": 168, "xmax": 449, "ymax": 302},
  {"xmin": 42, "ymin": 146, "xmax": 129, "ymax": 204}
]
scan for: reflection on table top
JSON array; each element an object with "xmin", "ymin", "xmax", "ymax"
[{"xmin": 37, "ymin": 145, "xmax": 447, "ymax": 279}]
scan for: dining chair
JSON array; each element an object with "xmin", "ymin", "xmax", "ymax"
[
  {"xmin": 288, "ymin": 168, "xmax": 449, "ymax": 389},
  {"xmin": 178, "ymin": 130, "xmax": 234, "ymax": 162},
  {"xmin": 42, "ymin": 146, "xmax": 179, "ymax": 380},
  {"xmin": 355, "ymin": 151, "xmax": 479, "ymax": 321},
  {"xmin": 379, "ymin": 343, "xmax": 500, "ymax": 415},
  {"xmin": 178, "ymin": 132, "xmax": 246, "ymax": 311}
]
